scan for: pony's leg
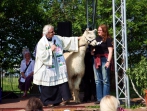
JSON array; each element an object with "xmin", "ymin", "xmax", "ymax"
[
  {"xmin": 73, "ymin": 75, "xmax": 82, "ymax": 103},
  {"xmin": 68, "ymin": 78, "xmax": 75, "ymax": 100},
  {"xmin": 73, "ymin": 88, "xmax": 80, "ymax": 103},
  {"xmin": 72, "ymin": 89, "xmax": 75, "ymax": 101}
]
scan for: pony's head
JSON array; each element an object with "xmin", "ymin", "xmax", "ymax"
[{"xmin": 83, "ymin": 28, "xmax": 97, "ymax": 46}]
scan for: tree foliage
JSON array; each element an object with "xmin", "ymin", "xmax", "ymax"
[
  {"xmin": 127, "ymin": 56, "xmax": 147, "ymax": 94},
  {"xmin": 0, "ymin": 0, "xmax": 147, "ymax": 73},
  {"xmin": 0, "ymin": 0, "xmax": 45, "ymax": 70},
  {"xmin": 126, "ymin": 0, "xmax": 147, "ymax": 66}
]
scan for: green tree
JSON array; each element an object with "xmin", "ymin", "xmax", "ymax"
[
  {"xmin": 0, "ymin": 0, "xmax": 88, "ymax": 72},
  {"xmin": 126, "ymin": 0, "xmax": 147, "ymax": 66},
  {"xmin": 95, "ymin": 0, "xmax": 147, "ymax": 64},
  {"xmin": 0, "ymin": 0, "xmax": 147, "ymax": 74},
  {"xmin": 0, "ymin": 0, "xmax": 46, "ymax": 70}
]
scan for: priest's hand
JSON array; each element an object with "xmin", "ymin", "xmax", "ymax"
[{"xmin": 51, "ymin": 44, "xmax": 56, "ymax": 51}]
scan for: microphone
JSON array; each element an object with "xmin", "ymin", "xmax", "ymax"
[{"xmin": 54, "ymin": 40, "xmax": 56, "ymax": 46}]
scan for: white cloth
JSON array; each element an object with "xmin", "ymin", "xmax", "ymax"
[
  {"xmin": 33, "ymin": 35, "xmax": 78, "ymax": 86},
  {"xmin": 20, "ymin": 59, "xmax": 35, "ymax": 82}
]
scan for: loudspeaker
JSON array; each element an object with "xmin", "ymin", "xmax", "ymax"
[{"xmin": 57, "ymin": 21, "xmax": 72, "ymax": 37}]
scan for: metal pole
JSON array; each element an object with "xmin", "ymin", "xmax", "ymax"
[{"xmin": 113, "ymin": 0, "xmax": 130, "ymax": 107}]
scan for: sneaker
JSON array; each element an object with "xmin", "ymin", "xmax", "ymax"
[{"xmin": 95, "ymin": 101, "xmax": 100, "ymax": 104}]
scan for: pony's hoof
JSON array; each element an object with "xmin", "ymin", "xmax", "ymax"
[{"xmin": 75, "ymin": 100, "xmax": 81, "ymax": 104}]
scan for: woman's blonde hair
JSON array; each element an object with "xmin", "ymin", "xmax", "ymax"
[{"xmin": 100, "ymin": 95, "xmax": 120, "ymax": 111}]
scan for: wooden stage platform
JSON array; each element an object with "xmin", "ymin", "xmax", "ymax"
[{"xmin": 0, "ymin": 92, "xmax": 147, "ymax": 111}]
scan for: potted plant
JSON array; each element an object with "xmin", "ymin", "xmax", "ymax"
[{"xmin": 127, "ymin": 56, "xmax": 147, "ymax": 106}]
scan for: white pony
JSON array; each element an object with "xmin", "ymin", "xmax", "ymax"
[{"xmin": 64, "ymin": 29, "xmax": 97, "ymax": 103}]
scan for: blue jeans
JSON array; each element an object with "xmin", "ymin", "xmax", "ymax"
[{"xmin": 93, "ymin": 57, "xmax": 110, "ymax": 101}]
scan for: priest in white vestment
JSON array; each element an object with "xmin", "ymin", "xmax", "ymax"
[{"xmin": 33, "ymin": 24, "xmax": 79, "ymax": 107}]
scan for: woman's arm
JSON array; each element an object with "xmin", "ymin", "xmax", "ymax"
[
  {"xmin": 105, "ymin": 47, "xmax": 113, "ymax": 68},
  {"xmin": 21, "ymin": 72, "xmax": 26, "ymax": 78},
  {"xmin": 20, "ymin": 60, "xmax": 26, "ymax": 78}
]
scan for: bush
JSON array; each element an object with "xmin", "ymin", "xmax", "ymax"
[{"xmin": 127, "ymin": 56, "xmax": 147, "ymax": 95}]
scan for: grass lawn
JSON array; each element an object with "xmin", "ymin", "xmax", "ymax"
[{"xmin": 1, "ymin": 76, "xmax": 20, "ymax": 92}]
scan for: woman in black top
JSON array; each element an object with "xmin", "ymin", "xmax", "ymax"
[{"xmin": 91, "ymin": 24, "xmax": 113, "ymax": 104}]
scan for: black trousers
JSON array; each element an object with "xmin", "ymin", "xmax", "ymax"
[
  {"xmin": 40, "ymin": 82, "xmax": 71, "ymax": 106},
  {"xmin": 18, "ymin": 76, "xmax": 33, "ymax": 91}
]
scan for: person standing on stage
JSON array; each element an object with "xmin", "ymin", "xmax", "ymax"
[
  {"xmin": 91, "ymin": 24, "xmax": 113, "ymax": 104},
  {"xmin": 33, "ymin": 24, "xmax": 80, "ymax": 107}
]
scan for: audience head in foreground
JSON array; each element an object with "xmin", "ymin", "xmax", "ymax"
[
  {"xmin": 25, "ymin": 97, "xmax": 43, "ymax": 111},
  {"xmin": 100, "ymin": 95, "xmax": 124, "ymax": 111}
]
